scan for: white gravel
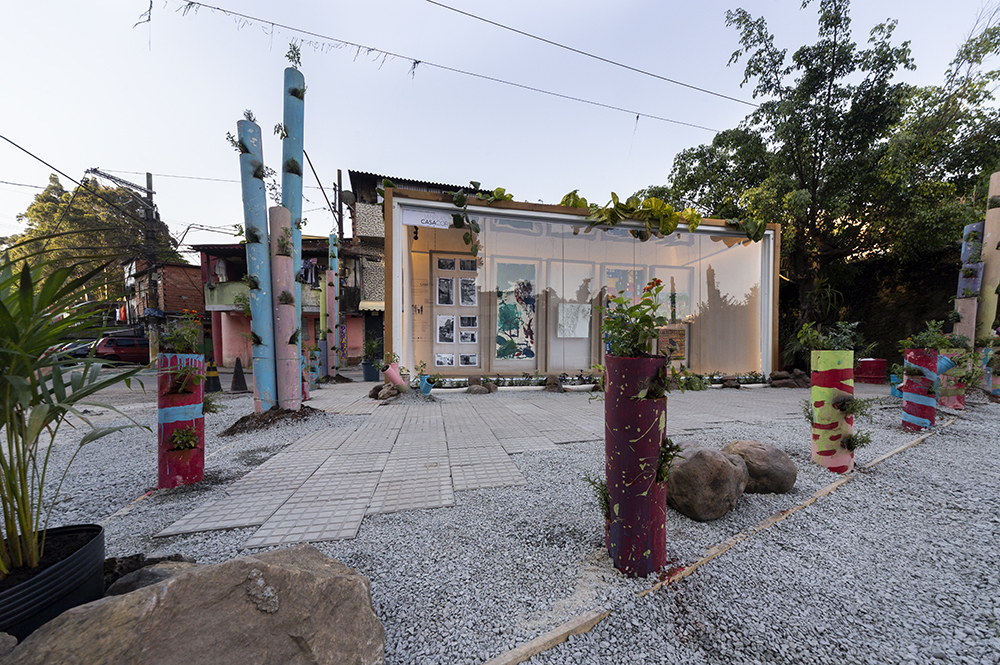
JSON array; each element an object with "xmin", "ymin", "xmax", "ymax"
[{"xmin": 41, "ymin": 386, "xmax": 1000, "ymax": 665}]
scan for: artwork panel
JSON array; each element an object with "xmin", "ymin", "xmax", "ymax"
[
  {"xmin": 459, "ymin": 316, "xmax": 478, "ymax": 329},
  {"xmin": 459, "ymin": 331, "xmax": 477, "ymax": 344},
  {"xmin": 459, "ymin": 259, "xmax": 478, "ymax": 271},
  {"xmin": 459, "ymin": 354, "xmax": 478, "ymax": 366},
  {"xmin": 435, "ymin": 353, "xmax": 455, "ymax": 366},
  {"xmin": 459, "ymin": 278, "xmax": 478, "ymax": 306},
  {"xmin": 558, "ymin": 303, "xmax": 591, "ymax": 338},
  {"xmin": 437, "ymin": 258, "xmax": 456, "ymax": 271},
  {"xmin": 437, "ymin": 315, "xmax": 455, "ymax": 344},
  {"xmin": 495, "ymin": 262, "xmax": 537, "ymax": 361},
  {"xmin": 437, "ymin": 277, "xmax": 454, "ymax": 305}
]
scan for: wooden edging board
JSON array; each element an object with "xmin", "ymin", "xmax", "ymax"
[{"xmin": 484, "ymin": 417, "xmax": 957, "ymax": 662}]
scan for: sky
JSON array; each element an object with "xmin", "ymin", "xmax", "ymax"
[{"xmin": 0, "ymin": 0, "xmax": 994, "ymax": 259}]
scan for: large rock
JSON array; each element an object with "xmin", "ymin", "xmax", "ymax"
[
  {"xmin": 6, "ymin": 546, "xmax": 385, "ymax": 665},
  {"xmin": 467, "ymin": 385, "xmax": 490, "ymax": 395},
  {"xmin": 105, "ymin": 561, "xmax": 200, "ymax": 596},
  {"xmin": 104, "ymin": 552, "xmax": 196, "ymax": 592},
  {"xmin": 0, "ymin": 633, "xmax": 16, "ymax": 660},
  {"xmin": 664, "ymin": 448, "xmax": 749, "ymax": 521},
  {"xmin": 721, "ymin": 440, "xmax": 797, "ymax": 494},
  {"xmin": 792, "ymin": 369, "xmax": 811, "ymax": 388}
]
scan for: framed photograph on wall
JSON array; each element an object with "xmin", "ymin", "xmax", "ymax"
[
  {"xmin": 437, "ymin": 277, "xmax": 454, "ymax": 305},
  {"xmin": 459, "ymin": 258, "xmax": 478, "ymax": 271},
  {"xmin": 459, "ymin": 278, "xmax": 477, "ymax": 306},
  {"xmin": 437, "ymin": 315, "xmax": 455, "ymax": 343},
  {"xmin": 459, "ymin": 354, "xmax": 478, "ymax": 366},
  {"xmin": 459, "ymin": 316, "xmax": 478, "ymax": 328},
  {"xmin": 437, "ymin": 258, "xmax": 456, "ymax": 271},
  {"xmin": 459, "ymin": 331, "xmax": 477, "ymax": 344},
  {"xmin": 435, "ymin": 353, "xmax": 455, "ymax": 366}
]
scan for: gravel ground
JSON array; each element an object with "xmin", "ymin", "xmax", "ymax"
[{"xmin": 40, "ymin": 385, "xmax": 1000, "ymax": 665}]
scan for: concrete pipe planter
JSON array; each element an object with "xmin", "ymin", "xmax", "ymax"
[
  {"xmin": 901, "ymin": 348, "xmax": 939, "ymax": 432},
  {"xmin": 604, "ymin": 355, "xmax": 667, "ymax": 578},
  {"xmin": 810, "ymin": 350, "xmax": 855, "ymax": 474},
  {"xmin": 381, "ymin": 362, "xmax": 409, "ymax": 392},
  {"xmin": 977, "ymin": 347, "xmax": 994, "ymax": 391},
  {"xmin": 937, "ymin": 349, "xmax": 966, "ymax": 410},
  {"xmin": 157, "ymin": 353, "xmax": 205, "ymax": 489}
]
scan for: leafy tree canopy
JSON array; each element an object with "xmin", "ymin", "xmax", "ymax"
[
  {"xmin": 2, "ymin": 174, "xmax": 184, "ymax": 300},
  {"xmin": 637, "ymin": 0, "xmax": 1000, "ymax": 330}
]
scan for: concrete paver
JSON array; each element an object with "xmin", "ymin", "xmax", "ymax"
[{"xmin": 158, "ymin": 379, "xmax": 891, "ymax": 549}]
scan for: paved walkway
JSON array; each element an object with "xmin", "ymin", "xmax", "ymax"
[{"xmin": 157, "ymin": 380, "xmax": 890, "ymax": 549}]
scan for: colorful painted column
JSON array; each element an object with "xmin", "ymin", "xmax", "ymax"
[
  {"xmin": 237, "ymin": 119, "xmax": 276, "ymax": 413},
  {"xmin": 281, "ymin": 66, "xmax": 306, "ymax": 392},
  {"xmin": 902, "ymin": 348, "xmax": 938, "ymax": 432},
  {"xmin": 604, "ymin": 355, "xmax": 667, "ymax": 578},
  {"xmin": 810, "ymin": 350, "xmax": 855, "ymax": 474},
  {"xmin": 937, "ymin": 350, "xmax": 966, "ymax": 410},
  {"xmin": 157, "ymin": 353, "xmax": 205, "ymax": 489},
  {"xmin": 328, "ymin": 233, "xmax": 340, "ymax": 374},
  {"xmin": 977, "ymin": 172, "xmax": 1000, "ymax": 341},
  {"xmin": 319, "ymin": 270, "xmax": 328, "ymax": 378},
  {"xmin": 270, "ymin": 206, "xmax": 300, "ymax": 411},
  {"xmin": 978, "ymin": 347, "xmax": 994, "ymax": 391}
]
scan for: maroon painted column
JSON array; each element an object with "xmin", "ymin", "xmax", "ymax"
[
  {"xmin": 902, "ymin": 348, "xmax": 938, "ymax": 432},
  {"xmin": 604, "ymin": 355, "xmax": 667, "ymax": 578},
  {"xmin": 157, "ymin": 353, "xmax": 205, "ymax": 489},
  {"xmin": 211, "ymin": 311, "xmax": 223, "ymax": 365}
]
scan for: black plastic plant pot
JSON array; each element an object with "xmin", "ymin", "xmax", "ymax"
[
  {"xmin": 360, "ymin": 360, "xmax": 380, "ymax": 382},
  {"xmin": 0, "ymin": 524, "xmax": 105, "ymax": 641}
]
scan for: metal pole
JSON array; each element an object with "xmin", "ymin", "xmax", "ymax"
[{"xmin": 237, "ymin": 119, "xmax": 277, "ymax": 412}]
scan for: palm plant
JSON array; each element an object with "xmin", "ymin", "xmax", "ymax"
[{"xmin": 0, "ymin": 250, "xmax": 144, "ymax": 579}]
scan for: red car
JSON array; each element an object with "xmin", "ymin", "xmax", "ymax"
[{"xmin": 94, "ymin": 337, "xmax": 151, "ymax": 364}]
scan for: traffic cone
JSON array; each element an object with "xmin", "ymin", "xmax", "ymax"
[
  {"xmin": 205, "ymin": 359, "xmax": 223, "ymax": 394},
  {"xmin": 231, "ymin": 357, "xmax": 249, "ymax": 393}
]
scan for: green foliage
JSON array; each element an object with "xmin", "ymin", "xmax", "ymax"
[
  {"xmin": 169, "ymin": 426, "xmax": 200, "ymax": 451},
  {"xmin": 202, "ymin": 391, "xmax": 225, "ymax": 414},
  {"xmin": 242, "ymin": 274, "xmax": 260, "ymax": 290},
  {"xmin": 583, "ymin": 192, "xmax": 702, "ymax": 239},
  {"xmin": 899, "ymin": 320, "xmax": 966, "ymax": 351},
  {"xmin": 244, "ymin": 226, "xmax": 261, "ymax": 244},
  {"xmin": 226, "ymin": 132, "xmax": 249, "ymax": 154},
  {"xmin": 276, "ymin": 227, "xmax": 292, "ymax": 256},
  {"xmin": 363, "ymin": 337, "xmax": 381, "ymax": 361},
  {"xmin": 288, "ymin": 328, "xmax": 300, "ymax": 345},
  {"xmin": 832, "ymin": 395, "xmax": 876, "ymax": 422},
  {"xmin": 583, "ymin": 474, "xmax": 610, "ymax": 521},
  {"xmin": 233, "ymin": 292, "xmax": 251, "ymax": 318},
  {"xmin": 656, "ymin": 437, "xmax": 685, "ymax": 483},
  {"xmin": 0, "ymin": 249, "xmax": 145, "ymax": 577},
  {"xmin": 285, "ymin": 42, "xmax": 302, "ymax": 69},
  {"xmin": 166, "ymin": 363, "xmax": 204, "ymax": 394},
  {"xmin": 600, "ymin": 278, "xmax": 668, "ymax": 357},
  {"xmin": 278, "ymin": 290, "xmax": 295, "ymax": 305},
  {"xmin": 796, "ymin": 321, "xmax": 865, "ymax": 352},
  {"xmin": 448, "ymin": 181, "xmax": 512, "ymax": 256},
  {"xmin": 273, "ymin": 123, "xmax": 288, "ymax": 140},
  {"xmin": 283, "ymin": 159, "xmax": 303, "ymax": 178},
  {"xmin": 842, "ymin": 431, "xmax": 872, "ymax": 451},
  {"xmin": 559, "ymin": 190, "xmax": 589, "ymax": 208},
  {"xmin": 160, "ymin": 310, "xmax": 201, "ymax": 354}
]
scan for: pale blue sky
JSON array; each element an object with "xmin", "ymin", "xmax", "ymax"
[{"xmin": 0, "ymin": 0, "xmax": 994, "ymax": 256}]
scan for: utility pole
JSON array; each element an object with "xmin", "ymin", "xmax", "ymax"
[{"xmin": 145, "ymin": 172, "xmax": 159, "ymax": 362}]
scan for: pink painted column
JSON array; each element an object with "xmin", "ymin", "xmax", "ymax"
[
  {"xmin": 326, "ymin": 270, "xmax": 338, "ymax": 372},
  {"xmin": 211, "ymin": 311, "xmax": 223, "ymax": 365},
  {"xmin": 270, "ymin": 206, "xmax": 300, "ymax": 411},
  {"xmin": 157, "ymin": 353, "xmax": 205, "ymax": 489}
]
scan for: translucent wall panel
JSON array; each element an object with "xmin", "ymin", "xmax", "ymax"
[{"xmin": 401, "ymin": 205, "xmax": 765, "ymax": 376}]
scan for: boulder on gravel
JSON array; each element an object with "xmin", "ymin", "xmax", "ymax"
[
  {"xmin": 6, "ymin": 546, "xmax": 385, "ymax": 665},
  {"xmin": 105, "ymin": 561, "xmax": 200, "ymax": 596},
  {"xmin": 770, "ymin": 379, "xmax": 798, "ymax": 388},
  {"xmin": 103, "ymin": 552, "xmax": 196, "ymax": 592},
  {"xmin": 721, "ymin": 375, "xmax": 741, "ymax": 389},
  {"xmin": 467, "ymin": 385, "xmax": 490, "ymax": 395},
  {"xmin": 368, "ymin": 384, "xmax": 382, "ymax": 399},
  {"xmin": 664, "ymin": 448, "xmax": 748, "ymax": 521},
  {"xmin": 483, "ymin": 381, "xmax": 498, "ymax": 393},
  {"xmin": 377, "ymin": 385, "xmax": 399, "ymax": 400},
  {"xmin": 544, "ymin": 375, "xmax": 565, "ymax": 393},
  {"xmin": 0, "ymin": 633, "xmax": 16, "ymax": 660},
  {"xmin": 792, "ymin": 369, "xmax": 811, "ymax": 388},
  {"xmin": 721, "ymin": 440, "xmax": 797, "ymax": 494}
]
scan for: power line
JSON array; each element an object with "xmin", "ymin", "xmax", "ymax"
[
  {"xmin": 425, "ymin": 0, "xmax": 758, "ymax": 109},
  {"xmin": 101, "ymin": 169, "xmax": 330, "ymax": 192},
  {"xmin": 177, "ymin": 2, "xmax": 721, "ymax": 133},
  {"xmin": 0, "ymin": 179, "xmax": 45, "ymax": 190}
]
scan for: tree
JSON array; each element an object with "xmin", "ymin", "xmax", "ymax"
[
  {"xmin": 636, "ymin": 128, "xmax": 769, "ymax": 220},
  {"xmin": 4, "ymin": 175, "xmax": 184, "ymax": 300},
  {"xmin": 644, "ymin": 0, "xmax": 1000, "ymax": 336}
]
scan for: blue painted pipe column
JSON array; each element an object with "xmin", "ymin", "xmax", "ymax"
[
  {"xmin": 329, "ymin": 233, "xmax": 340, "ymax": 373},
  {"xmin": 237, "ymin": 119, "xmax": 277, "ymax": 412},
  {"xmin": 281, "ymin": 67, "xmax": 306, "ymax": 392},
  {"xmin": 319, "ymin": 271, "xmax": 328, "ymax": 378}
]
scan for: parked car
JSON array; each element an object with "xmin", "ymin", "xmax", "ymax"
[
  {"xmin": 60, "ymin": 339, "xmax": 97, "ymax": 360},
  {"xmin": 94, "ymin": 336, "xmax": 151, "ymax": 364}
]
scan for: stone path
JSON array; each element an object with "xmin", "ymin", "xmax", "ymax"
[{"xmin": 157, "ymin": 383, "xmax": 889, "ymax": 549}]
